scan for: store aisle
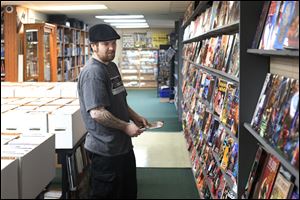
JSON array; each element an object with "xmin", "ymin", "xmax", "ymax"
[{"xmin": 46, "ymin": 89, "xmax": 199, "ymax": 199}]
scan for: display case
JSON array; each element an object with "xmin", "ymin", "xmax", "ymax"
[
  {"xmin": 23, "ymin": 23, "xmax": 57, "ymax": 82},
  {"xmin": 121, "ymin": 48, "xmax": 158, "ymax": 88}
]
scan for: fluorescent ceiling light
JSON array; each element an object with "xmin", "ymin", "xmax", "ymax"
[
  {"xmin": 110, "ymin": 23, "xmax": 148, "ymax": 26},
  {"xmin": 34, "ymin": 5, "xmax": 107, "ymax": 11},
  {"xmin": 96, "ymin": 15, "xmax": 144, "ymax": 19},
  {"xmin": 104, "ymin": 19, "xmax": 146, "ymax": 23},
  {"xmin": 115, "ymin": 25, "xmax": 149, "ymax": 29}
]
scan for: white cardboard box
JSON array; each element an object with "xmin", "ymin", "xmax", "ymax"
[
  {"xmin": 1, "ymin": 110, "xmax": 27, "ymax": 133},
  {"xmin": 22, "ymin": 111, "xmax": 49, "ymax": 133},
  {"xmin": 1, "ymin": 134, "xmax": 56, "ymax": 199},
  {"xmin": 48, "ymin": 106, "xmax": 86, "ymax": 149},
  {"xmin": 1, "ymin": 159, "xmax": 19, "ymax": 199}
]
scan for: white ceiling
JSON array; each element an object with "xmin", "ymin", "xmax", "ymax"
[{"xmin": 1, "ymin": 1, "xmax": 190, "ymax": 28}]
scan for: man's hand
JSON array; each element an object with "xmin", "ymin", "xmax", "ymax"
[
  {"xmin": 125, "ymin": 123, "xmax": 144, "ymax": 137},
  {"xmin": 133, "ymin": 115, "xmax": 150, "ymax": 128}
]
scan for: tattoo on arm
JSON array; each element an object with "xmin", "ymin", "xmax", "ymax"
[
  {"xmin": 128, "ymin": 106, "xmax": 140, "ymax": 121},
  {"xmin": 90, "ymin": 107, "xmax": 128, "ymax": 131}
]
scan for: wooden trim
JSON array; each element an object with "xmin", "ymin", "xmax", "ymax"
[{"xmin": 4, "ymin": 6, "xmax": 18, "ymax": 81}]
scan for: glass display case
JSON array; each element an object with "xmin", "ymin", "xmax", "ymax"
[
  {"xmin": 121, "ymin": 48, "xmax": 158, "ymax": 88},
  {"xmin": 23, "ymin": 23, "xmax": 57, "ymax": 81}
]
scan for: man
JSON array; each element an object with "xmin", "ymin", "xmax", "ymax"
[{"xmin": 77, "ymin": 24, "xmax": 149, "ymax": 199}]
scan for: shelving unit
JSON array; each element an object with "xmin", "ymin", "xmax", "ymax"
[
  {"xmin": 240, "ymin": 1, "xmax": 299, "ymax": 199},
  {"xmin": 180, "ymin": 1, "xmax": 241, "ymax": 199},
  {"xmin": 23, "ymin": 23, "xmax": 57, "ymax": 82},
  {"xmin": 120, "ymin": 48, "xmax": 158, "ymax": 88},
  {"xmin": 56, "ymin": 25, "xmax": 89, "ymax": 82},
  {"xmin": 244, "ymin": 123, "xmax": 299, "ymax": 188},
  {"xmin": 174, "ymin": 19, "xmax": 184, "ymax": 124}
]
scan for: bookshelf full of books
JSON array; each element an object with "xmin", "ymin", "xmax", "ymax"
[
  {"xmin": 240, "ymin": 1, "xmax": 299, "ymax": 199},
  {"xmin": 120, "ymin": 48, "xmax": 158, "ymax": 88},
  {"xmin": 180, "ymin": 1, "xmax": 299, "ymax": 199},
  {"xmin": 56, "ymin": 25, "xmax": 90, "ymax": 82}
]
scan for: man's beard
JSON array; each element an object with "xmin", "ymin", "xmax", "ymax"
[{"xmin": 99, "ymin": 52, "xmax": 115, "ymax": 62}]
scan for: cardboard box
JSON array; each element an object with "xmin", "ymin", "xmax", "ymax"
[
  {"xmin": 1, "ymin": 134, "xmax": 56, "ymax": 199},
  {"xmin": 48, "ymin": 106, "xmax": 86, "ymax": 149},
  {"xmin": 1, "ymin": 110, "xmax": 27, "ymax": 133},
  {"xmin": 22, "ymin": 111, "xmax": 49, "ymax": 133},
  {"xmin": 1, "ymin": 159, "xmax": 19, "ymax": 199}
]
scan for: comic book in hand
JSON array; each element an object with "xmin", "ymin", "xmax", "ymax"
[
  {"xmin": 254, "ymin": 154, "xmax": 280, "ymax": 199},
  {"xmin": 269, "ymin": 172, "xmax": 294, "ymax": 199},
  {"xmin": 140, "ymin": 121, "xmax": 164, "ymax": 131}
]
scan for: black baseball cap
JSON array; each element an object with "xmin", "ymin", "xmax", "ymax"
[{"xmin": 89, "ymin": 24, "xmax": 120, "ymax": 42}]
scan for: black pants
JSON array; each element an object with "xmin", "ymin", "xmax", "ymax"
[{"xmin": 87, "ymin": 150, "xmax": 137, "ymax": 199}]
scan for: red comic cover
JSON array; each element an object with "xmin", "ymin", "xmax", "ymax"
[{"xmin": 256, "ymin": 155, "xmax": 280, "ymax": 199}]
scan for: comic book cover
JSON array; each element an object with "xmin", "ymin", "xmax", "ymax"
[
  {"xmin": 255, "ymin": 155, "xmax": 280, "ymax": 199},
  {"xmin": 212, "ymin": 126, "xmax": 226, "ymax": 155},
  {"xmin": 283, "ymin": 1, "xmax": 299, "ymax": 50},
  {"xmin": 251, "ymin": 73, "xmax": 272, "ymax": 130},
  {"xmin": 258, "ymin": 74, "xmax": 282, "ymax": 138},
  {"xmin": 214, "ymin": 78, "xmax": 228, "ymax": 117},
  {"xmin": 223, "ymin": 34, "xmax": 235, "ymax": 72},
  {"xmin": 218, "ymin": 1, "xmax": 228, "ymax": 27},
  {"xmin": 215, "ymin": 35, "xmax": 230, "ymax": 71},
  {"xmin": 198, "ymin": 72, "xmax": 207, "ymax": 98},
  {"xmin": 210, "ymin": 1, "xmax": 220, "ymax": 30},
  {"xmin": 226, "ymin": 33, "xmax": 239, "ymax": 77},
  {"xmin": 207, "ymin": 119, "xmax": 220, "ymax": 147},
  {"xmin": 228, "ymin": 1, "xmax": 240, "ymax": 24},
  {"xmin": 212, "ymin": 37, "xmax": 222, "ymax": 69},
  {"xmin": 202, "ymin": 74, "xmax": 216, "ymax": 104},
  {"xmin": 220, "ymin": 82, "xmax": 236, "ymax": 125},
  {"xmin": 290, "ymin": 139, "xmax": 299, "ymax": 168},
  {"xmin": 273, "ymin": 1, "xmax": 296, "ymax": 50},
  {"xmin": 264, "ymin": 76, "xmax": 289, "ymax": 140},
  {"xmin": 202, "ymin": 112, "xmax": 213, "ymax": 136},
  {"xmin": 243, "ymin": 147, "xmax": 268, "ymax": 199},
  {"xmin": 205, "ymin": 37, "xmax": 217, "ymax": 68},
  {"xmin": 273, "ymin": 79, "xmax": 299, "ymax": 151},
  {"xmin": 259, "ymin": 1, "xmax": 283, "ymax": 49},
  {"xmin": 229, "ymin": 87, "xmax": 239, "ymax": 136},
  {"xmin": 220, "ymin": 136, "xmax": 235, "ymax": 171},
  {"xmin": 270, "ymin": 172, "xmax": 294, "ymax": 199},
  {"xmin": 268, "ymin": 1, "xmax": 285, "ymax": 49},
  {"xmin": 227, "ymin": 142, "xmax": 238, "ymax": 173},
  {"xmin": 213, "ymin": 1, "xmax": 224, "ymax": 29},
  {"xmin": 252, "ymin": 1, "xmax": 271, "ymax": 48}
]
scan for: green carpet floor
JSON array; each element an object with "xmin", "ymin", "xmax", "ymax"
[
  {"xmin": 127, "ymin": 89, "xmax": 182, "ymax": 132},
  {"xmin": 137, "ymin": 168, "xmax": 199, "ymax": 199}
]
